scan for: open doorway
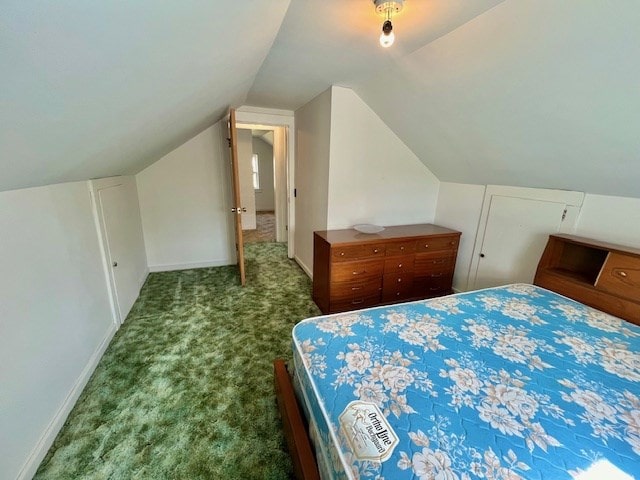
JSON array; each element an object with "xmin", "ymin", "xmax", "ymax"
[{"xmin": 235, "ymin": 122, "xmax": 289, "ymax": 248}]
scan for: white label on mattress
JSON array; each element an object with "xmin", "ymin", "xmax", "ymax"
[{"xmin": 339, "ymin": 401, "xmax": 398, "ymax": 462}]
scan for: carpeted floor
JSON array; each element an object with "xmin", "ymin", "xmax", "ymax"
[
  {"xmin": 35, "ymin": 242, "xmax": 320, "ymax": 479},
  {"xmin": 243, "ymin": 211, "xmax": 276, "ymax": 243}
]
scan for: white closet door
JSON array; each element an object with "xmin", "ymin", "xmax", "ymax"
[
  {"xmin": 98, "ymin": 184, "xmax": 141, "ymax": 322},
  {"xmin": 471, "ymin": 195, "xmax": 568, "ymax": 290}
]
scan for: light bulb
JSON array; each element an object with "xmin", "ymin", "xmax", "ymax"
[
  {"xmin": 380, "ymin": 19, "xmax": 394, "ymax": 48},
  {"xmin": 380, "ymin": 30, "xmax": 395, "ymax": 48}
]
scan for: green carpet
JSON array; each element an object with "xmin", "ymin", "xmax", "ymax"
[{"xmin": 35, "ymin": 242, "xmax": 320, "ymax": 479}]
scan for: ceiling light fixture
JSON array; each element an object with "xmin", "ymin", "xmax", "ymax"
[{"xmin": 374, "ymin": 0, "xmax": 404, "ymax": 48}]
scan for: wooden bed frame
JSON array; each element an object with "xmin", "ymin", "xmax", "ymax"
[
  {"xmin": 274, "ymin": 234, "xmax": 639, "ymax": 479},
  {"xmin": 273, "ymin": 359, "xmax": 320, "ymax": 480}
]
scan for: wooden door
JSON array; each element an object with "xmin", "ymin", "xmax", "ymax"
[
  {"xmin": 471, "ymin": 195, "xmax": 567, "ymax": 290},
  {"xmin": 229, "ymin": 109, "xmax": 246, "ymax": 286}
]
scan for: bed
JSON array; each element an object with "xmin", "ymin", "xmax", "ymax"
[{"xmin": 276, "ymin": 283, "xmax": 640, "ymax": 479}]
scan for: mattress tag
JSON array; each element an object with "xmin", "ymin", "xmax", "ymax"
[{"xmin": 339, "ymin": 401, "xmax": 398, "ymax": 462}]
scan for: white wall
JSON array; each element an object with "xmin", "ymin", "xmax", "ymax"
[
  {"xmin": 327, "ymin": 87, "xmax": 440, "ymax": 229},
  {"xmin": 252, "ymin": 136, "xmax": 275, "ymax": 211},
  {"xmin": 0, "ymin": 181, "xmax": 116, "ymax": 479},
  {"xmin": 434, "ymin": 182, "xmax": 486, "ymax": 291},
  {"xmin": 575, "ymin": 194, "xmax": 640, "ymax": 248},
  {"xmin": 435, "ymin": 183, "xmax": 640, "ymax": 291},
  {"xmin": 237, "ymin": 129, "xmax": 257, "ymax": 230},
  {"xmin": 136, "ymin": 120, "xmax": 236, "ymax": 271},
  {"xmin": 294, "ymin": 88, "xmax": 332, "ymax": 275}
]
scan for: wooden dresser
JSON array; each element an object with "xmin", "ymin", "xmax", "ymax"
[
  {"xmin": 534, "ymin": 234, "xmax": 640, "ymax": 324},
  {"xmin": 313, "ymin": 224, "xmax": 461, "ymax": 314}
]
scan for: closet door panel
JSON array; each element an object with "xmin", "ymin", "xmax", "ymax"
[{"xmin": 471, "ymin": 195, "xmax": 567, "ymax": 290}]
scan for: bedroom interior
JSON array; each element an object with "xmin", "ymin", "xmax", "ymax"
[{"xmin": 1, "ymin": 1, "xmax": 639, "ymax": 479}]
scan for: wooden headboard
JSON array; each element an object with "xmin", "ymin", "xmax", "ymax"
[{"xmin": 534, "ymin": 234, "xmax": 640, "ymax": 325}]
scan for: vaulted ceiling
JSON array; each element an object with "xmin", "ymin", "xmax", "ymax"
[{"xmin": 2, "ymin": 0, "xmax": 639, "ymax": 197}]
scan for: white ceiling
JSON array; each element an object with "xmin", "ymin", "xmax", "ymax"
[{"xmin": 2, "ymin": 0, "xmax": 639, "ymax": 197}]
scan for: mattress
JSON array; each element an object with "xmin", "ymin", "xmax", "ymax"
[{"xmin": 292, "ymin": 284, "xmax": 640, "ymax": 479}]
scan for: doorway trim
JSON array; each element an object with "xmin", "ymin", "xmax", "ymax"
[
  {"xmin": 235, "ymin": 106, "xmax": 295, "ymax": 259},
  {"xmin": 90, "ymin": 177, "xmax": 126, "ymax": 326}
]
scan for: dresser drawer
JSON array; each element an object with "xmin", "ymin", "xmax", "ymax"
[
  {"xmin": 330, "ymin": 292, "xmax": 380, "ymax": 313},
  {"xmin": 414, "ymin": 253, "xmax": 455, "ymax": 274},
  {"xmin": 382, "ymin": 273, "xmax": 414, "ymax": 302},
  {"xmin": 330, "ymin": 259, "xmax": 384, "ymax": 282},
  {"xmin": 415, "ymin": 235, "xmax": 459, "ymax": 253},
  {"xmin": 413, "ymin": 274, "xmax": 453, "ymax": 297},
  {"xmin": 596, "ymin": 253, "xmax": 640, "ymax": 301},
  {"xmin": 330, "ymin": 278, "xmax": 382, "ymax": 301},
  {"xmin": 332, "ymin": 244, "xmax": 385, "ymax": 261},
  {"xmin": 385, "ymin": 240, "xmax": 416, "ymax": 256},
  {"xmin": 384, "ymin": 256, "xmax": 415, "ymax": 274}
]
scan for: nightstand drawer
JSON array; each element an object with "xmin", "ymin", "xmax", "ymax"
[
  {"xmin": 332, "ymin": 244, "xmax": 385, "ymax": 261},
  {"xmin": 330, "ymin": 260, "xmax": 384, "ymax": 282},
  {"xmin": 596, "ymin": 253, "xmax": 640, "ymax": 301},
  {"xmin": 415, "ymin": 235, "xmax": 459, "ymax": 253}
]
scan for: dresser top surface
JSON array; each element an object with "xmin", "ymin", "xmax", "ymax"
[{"xmin": 314, "ymin": 224, "xmax": 460, "ymax": 245}]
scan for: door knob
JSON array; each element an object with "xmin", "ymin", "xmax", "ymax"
[{"xmin": 112, "ymin": 261, "xmax": 118, "ymax": 267}]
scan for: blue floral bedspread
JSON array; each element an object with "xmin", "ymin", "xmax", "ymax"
[{"xmin": 292, "ymin": 284, "xmax": 640, "ymax": 479}]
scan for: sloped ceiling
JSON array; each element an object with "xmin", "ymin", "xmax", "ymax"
[
  {"xmin": 0, "ymin": 0, "xmax": 290, "ymax": 191},
  {"xmin": 2, "ymin": 0, "xmax": 639, "ymax": 197},
  {"xmin": 353, "ymin": 0, "xmax": 640, "ymax": 197}
]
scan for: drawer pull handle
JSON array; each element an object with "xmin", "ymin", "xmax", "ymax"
[
  {"xmin": 353, "ymin": 270, "xmax": 364, "ymax": 275},
  {"xmin": 351, "ymin": 286, "xmax": 361, "ymax": 291},
  {"xmin": 340, "ymin": 252, "xmax": 345, "ymax": 256},
  {"xmin": 397, "ymin": 278, "xmax": 402, "ymax": 283},
  {"xmin": 396, "ymin": 292, "xmax": 401, "ymax": 296},
  {"xmin": 424, "ymin": 244, "xmax": 429, "ymax": 248},
  {"xmin": 619, "ymin": 271, "xmax": 628, "ymax": 278},
  {"xmin": 352, "ymin": 299, "xmax": 364, "ymax": 305},
  {"xmin": 398, "ymin": 263, "xmax": 403, "ymax": 268},
  {"xmin": 431, "ymin": 273, "xmax": 443, "ymax": 278},
  {"xmin": 400, "ymin": 246, "xmax": 404, "ymax": 251},
  {"xmin": 429, "ymin": 287, "xmax": 440, "ymax": 291},
  {"xmin": 374, "ymin": 249, "xmax": 379, "ymax": 253},
  {"xmin": 450, "ymin": 241, "xmax": 456, "ymax": 245}
]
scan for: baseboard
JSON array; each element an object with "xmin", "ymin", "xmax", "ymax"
[
  {"xmin": 137, "ymin": 268, "xmax": 150, "ymax": 290},
  {"xmin": 148, "ymin": 259, "xmax": 232, "ymax": 272},
  {"xmin": 17, "ymin": 323, "xmax": 118, "ymax": 480},
  {"xmin": 294, "ymin": 255, "xmax": 312, "ymax": 279}
]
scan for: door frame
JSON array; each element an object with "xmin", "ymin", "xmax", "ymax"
[
  {"xmin": 467, "ymin": 185, "xmax": 585, "ymax": 291},
  {"xmin": 234, "ymin": 106, "xmax": 296, "ymax": 258},
  {"xmin": 89, "ymin": 177, "xmax": 126, "ymax": 326},
  {"xmin": 228, "ymin": 109, "xmax": 246, "ymax": 286}
]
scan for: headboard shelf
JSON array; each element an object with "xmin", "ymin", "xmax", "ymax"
[{"xmin": 534, "ymin": 234, "xmax": 640, "ymax": 325}]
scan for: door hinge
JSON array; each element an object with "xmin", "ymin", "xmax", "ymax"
[
  {"xmin": 561, "ymin": 208, "xmax": 567, "ymax": 221},
  {"xmin": 294, "ymin": 188, "xmax": 297, "ymax": 198},
  {"xmin": 227, "ymin": 138, "xmax": 231, "ymax": 147}
]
